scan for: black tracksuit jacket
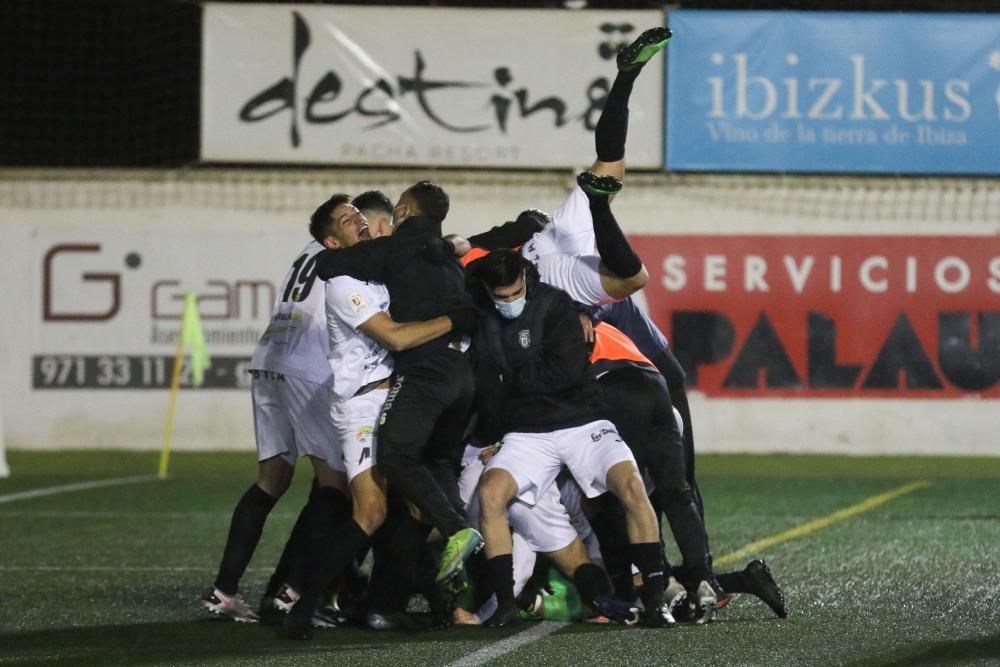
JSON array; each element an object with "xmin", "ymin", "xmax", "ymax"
[{"xmin": 473, "ymin": 281, "xmax": 604, "ymax": 441}]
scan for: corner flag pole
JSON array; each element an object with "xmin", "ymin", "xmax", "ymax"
[{"xmin": 159, "ymin": 292, "xmax": 211, "ymax": 479}]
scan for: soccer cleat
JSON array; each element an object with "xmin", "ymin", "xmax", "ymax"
[
  {"xmin": 745, "ymin": 559, "xmax": 788, "ymax": 618},
  {"xmin": 691, "ymin": 580, "xmax": 718, "ymax": 625},
  {"xmin": 435, "ymin": 527, "xmax": 484, "ymax": 584},
  {"xmin": 484, "ymin": 600, "xmax": 523, "ymax": 628},
  {"xmin": 201, "ymin": 586, "xmax": 259, "ymax": 623},
  {"xmin": 366, "ymin": 611, "xmax": 421, "ymax": 632},
  {"xmin": 715, "ymin": 594, "xmax": 734, "ymax": 610},
  {"xmin": 272, "ymin": 583, "xmax": 301, "ymax": 613},
  {"xmin": 283, "ymin": 611, "xmax": 313, "ymax": 640},
  {"xmin": 592, "ymin": 597, "xmax": 640, "ymax": 625},
  {"xmin": 577, "ymin": 171, "xmax": 622, "ymax": 197},
  {"xmin": 640, "ymin": 601, "xmax": 677, "ymax": 628},
  {"xmin": 311, "ymin": 604, "xmax": 346, "ymax": 628},
  {"xmin": 617, "ymin": 26, "xmax": 673, "ymax": 72},
  {"xmin": 664, "ymin": 576, "xmax": 688, "ymax": 615}
]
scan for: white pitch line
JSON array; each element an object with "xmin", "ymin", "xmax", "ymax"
[
  {"xmin": 0, "ymin": 474, "xmax": 159, "ymax": 505},
  {"xmin": 445, "ymin": 621, "xmax": 567, "ymax": 667}
]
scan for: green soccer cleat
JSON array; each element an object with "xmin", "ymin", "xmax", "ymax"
[
  {"xmin": 577, "ymin": 170, "xmax": 623, "ymax": 197},
  {"xmin": 436, "ymin": 527, "xmax": 484, "ymax": 584},
  {"xmin": 617, "ymin": 26, "xmax": 672, "ymax": 72}
]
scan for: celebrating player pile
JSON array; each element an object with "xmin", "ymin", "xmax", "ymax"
[{"xmin": 201, "ymin": 25, "xmax": 788, "ymax": 639}]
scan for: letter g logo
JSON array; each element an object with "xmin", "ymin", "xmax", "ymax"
[{"xmin": 43, "ymin": 244, "xmax": 121, "ymax": 321}]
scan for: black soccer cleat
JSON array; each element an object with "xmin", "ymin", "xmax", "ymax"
[
  {"xmin": 283, "ymin": 609, "xmax": 314, "ymax": 640},
  {"xmin": 745, "ymin": 559, "xmax": 788, "ymax": 619},
  {"xmin": 484, "ymin": 600, "xmax": 523, "ymax": 628},
  {"xmin": 577, "ymin": 171, "xmax": 622, "ymax": 197},
  {"xmin": 617, "ymin": 26, "xmax": 673, "ymax": 72}
]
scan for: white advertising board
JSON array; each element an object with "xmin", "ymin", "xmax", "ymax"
[{"xmin": 201, "ymin": 4, "xmax": 664, "ymax": 168}]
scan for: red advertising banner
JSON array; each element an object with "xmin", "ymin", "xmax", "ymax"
[{"xmin": 635, "ymin": 235, "xmax": 1000, "ymax": 398}]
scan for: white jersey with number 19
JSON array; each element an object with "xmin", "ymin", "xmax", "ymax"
[{"xmin": 250, "ymin": 240, "xmax": 332, "ymax": 385}]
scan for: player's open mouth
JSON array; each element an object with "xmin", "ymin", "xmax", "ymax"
[{"xmin": 358, "ymin": 223, "xmax": 371, "ymax": 239}]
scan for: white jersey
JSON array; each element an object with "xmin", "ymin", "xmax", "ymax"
[
  {"xmin": 250, "ymin": 240, "xmax": 332, "ymax": 384},
  {"xmin": 325, "ymin": 275, "xmax": 394, "ymax": 400}
]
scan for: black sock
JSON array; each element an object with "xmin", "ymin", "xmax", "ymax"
[
  {"xmin": 317, "ymin": 519, "xmax": 372, "ymax": 592},
  {"xmin": 486, "ymin": 554, "xmax": 516, "ymax": 607},
  {"xmin": 588, "ymin": 193, "xmax": 642, "ymax": 278},
  {"xmin": 368, "ymin": 510, "xmax": 432, "ymax": 614},
  {"xmin": 281, "ymin": 486, "xmax": 351, "ymax": 593},
  {"xmin": 267, "ymin": 481, "xmax": 350, "ymax": 597},
  {"xmin": 214, "ymin": 483, "xmax": 278, "ymax": 595},
  {"xmin": 572, "ymin": 563, "xmax": 613, "ymax": 606},
  {"xmin": 629, "ymin": 542, "xmax": 665, "ymax": 610},
  {"xmin": 595, "ymin": 69, "xmax": 640, "ymax": 162}
]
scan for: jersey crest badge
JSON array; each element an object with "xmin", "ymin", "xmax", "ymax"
[
  {"xmin": 348, "ymin": 292, "xmax": 368, "ymax": 314},
  {"xmin": 518, "ymin": 330, "xmax": 531, "ymax": 348}
]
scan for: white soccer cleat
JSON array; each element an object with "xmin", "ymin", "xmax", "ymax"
[
  {"xmin": 272, "ymin": 583, "xmax": 302, "ymax": 613},
  {"xmin": 692, "ymin": 579, "xmax": 718, "ymax": 625},
  {"xmin": 201, "ymin": 586, "xmax": 259, "ymax": 623}
]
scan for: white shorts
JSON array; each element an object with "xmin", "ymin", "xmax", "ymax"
[
  {"xmin": 521, "ymin": 186, "xmax": 595, "ymax": 261},
  {"xmin": 535, "ymin": 253, "xmax": 614, "ymax": 306},
  {"xmin": 251, "ymin": 374, "xmax": 339, "ymax": 467},
  {"xmin": 458, "ymin": 444, "xmax": 487, "ymax": 522},
  {"xmin": 485, "ymin": 419, "xmax": 636, "ymax": 506},
  {"xmin": 331, "ymin": 387, "xmax": 387, "ymax": 482},
  {"xmin": 508, "ymin": 481, "xmax": 578, "ymax": 554},
  {"xmin": 508, "ymin": 475, "xmax": 599, "ymax": 556}
]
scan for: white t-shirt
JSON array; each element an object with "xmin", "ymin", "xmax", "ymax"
[
  {"xmin": 250, "ymin": 240, "xmax": 332, "ymax": 384},
  {"xmin": 325, "ymin": 275, "xmax": 394, "ymax": 400}
]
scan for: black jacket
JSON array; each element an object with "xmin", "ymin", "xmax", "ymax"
[
  {"xmin": 314, "ymin": 215, "xmax": 471, "ymax": 370},
  {"xmin": 472, "ymin": 281, "xmax": 604, "ymax": 440}
]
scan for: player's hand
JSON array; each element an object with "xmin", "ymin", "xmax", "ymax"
[
  {"xmin": 444, "ymin": 234, "xmax": 471, "ymax": 257},
  {"xmin": 447, "ymin": 304, "xmax": 480, "ymax": 336},
  {"xmin": 578, "ymin": 313, "xmax": 596, "ymax": 343}
]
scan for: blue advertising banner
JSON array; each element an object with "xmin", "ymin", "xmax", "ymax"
[{"xmin": 665, "ymin": 11, "xmax": 1000, "ymax": 175}]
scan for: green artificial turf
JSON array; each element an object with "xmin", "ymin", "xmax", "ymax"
[{"xmin": 1, "ymin": 451, "xmax": 998, "ymax": 666}]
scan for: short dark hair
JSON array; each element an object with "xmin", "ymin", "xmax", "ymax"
[
  {"xmin": 352, "ymin": 190, "xmax": 393, "ymax": 215},
  {"xmin": 309, "ymin": 193, "xmax": 351, "ymax": 243},
  {"xmin": 406, "ymin": 181, "xmax": 449, "ymax": 223},
  {"xmin": 467, "ymin": 248, "xmax": 537, "ymax": 292}
]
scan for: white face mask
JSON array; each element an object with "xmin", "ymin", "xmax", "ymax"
[{"xmin": 493, "ymin": 294, "xmax": 526, "ymax": 319}]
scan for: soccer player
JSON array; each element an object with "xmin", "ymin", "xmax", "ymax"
[
  {"xmin": 312, "ymin": 182, "xmax": 484, "ymax": 592},
  {"xmin": 459, "ymin": 26, "xmax": 672, "ymax": 307},
  {"xmin": 275, "ymin": 194, "xmax": 477, "ymax": 639},
  {"xmin": 352, "ymin": 190, "xmax": 395, "ymax": 239},
  {"xmin": 467, "ymin": 250, "xmax": 670, "ymax": 628},
  {"xmin": 201, "ymin": 198, "xmax": 363, "ymax": 622}
]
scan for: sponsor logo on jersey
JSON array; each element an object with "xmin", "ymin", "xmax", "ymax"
[
  {"xmin": 348, "ymin": 292, "xmax": 368, "ymax": 314},
  {"xmin": 518, "ymin": 330, "xmax": 531, "ymax": 348},
  {"xmin": 355, "ymin": 425, "xmax": 374, "ymax": 441}
]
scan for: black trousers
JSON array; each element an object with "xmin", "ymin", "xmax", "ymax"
[
  {"xmin": 376, "ymin": 348, "xmax": 474, "ymax": 538},
  {"xmin": 599, "ymin": 365, "xmax": 712, "ymax": 581}
]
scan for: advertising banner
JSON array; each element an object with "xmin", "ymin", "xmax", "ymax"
[
  {"xmin": 201, "ymin": 4, "xmax": 664, "ymax": 168},
  {"xmin": 665, "ymin": 11, "xmax": 1000, "ymax": 174},
  {"xmin": 636, "ymin": 235, "xmax": 1000, "ymax": 397}
]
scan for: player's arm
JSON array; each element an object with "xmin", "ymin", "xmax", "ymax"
[
  {"xmin": 315, "ymin": 236, "xmax": 391, "ymax": 282},
  {"xmin": 467, "ymin": 210, "xmax": 549, "ymax": 250},
  {"xmin": 357, "ymin": 312, "xmax": 453, "ymax": 353}
]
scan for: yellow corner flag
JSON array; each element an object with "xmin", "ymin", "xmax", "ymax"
[
  {"xmin": 181, "ymin": 292, "xmax": 212, "ymax": 387},
  {"xmin": 159, "ymin": 292, "xmax": 212, "ymax": 478}
]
